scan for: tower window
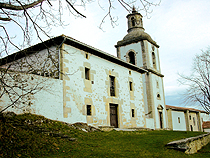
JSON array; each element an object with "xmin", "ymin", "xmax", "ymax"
[
  {"xmin": 110, "ymin": 76, "xmax": 115, "ymax": 96},
  {"xmin": 128, "ymin": 51, "xmax": 135, "ymax": 65},
  {"xmin": 131, "ymin": 17, "xmax": 135, "ymax": 26},
  {"xmin": 152, "ymin": 52, "xmax": 156, "ymax": 69},
  {"xmin": 85, "ymin": 68, "xmax": 90, "ymax": 80},
  {"xmin": 129, "ymin": 81, "xmax": 133, "ymax": 91},
  {"xmin": 87, "ymin": 105, "xmax": 91, "ymax": 115},
  {"xmin": 156, "ymin": 81, "xmax": 159, "ymax": 88},
  {"xmin": 132, "ymin": 109, "xmax": 135, "ymax": 117}
]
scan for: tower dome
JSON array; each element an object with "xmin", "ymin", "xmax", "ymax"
[{"xmin": 115, "ymin": 7, "xmax": 159, "ymax": 48}]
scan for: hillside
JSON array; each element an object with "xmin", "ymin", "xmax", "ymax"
[{"xmin": 0, "ymin": 112, "xmax": 209, "ymax": 158}]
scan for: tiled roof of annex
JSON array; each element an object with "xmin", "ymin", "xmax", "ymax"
[
  {"xmin": 166, "ymin": 105, "xmax": 207, "ymax": 114},
  {"xmin": 202, "ymin": 121, "xmax": 210, "ymax": 129}
]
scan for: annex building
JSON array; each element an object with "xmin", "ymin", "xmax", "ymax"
[
  {"xmin": 0, "ymin": 9, "xmax": 180, "ymax": 130},
  {"xmin": 166, "ymin": 105, "xmax": 210, "ymax": 132}
]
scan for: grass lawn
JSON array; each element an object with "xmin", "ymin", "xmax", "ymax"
[{"xmin": 0, "ymin": 113, "xmax": 210, "ymax": 157}]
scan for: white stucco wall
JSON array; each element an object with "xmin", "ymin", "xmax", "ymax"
[
  {"xmin": 2, "ymin": 46, "xmax": 59, "ymax": 78},
  {"xmin": 146, "ymin": 118, "xmax": 155, "ymax": 129},
  {"xmin": 61, "ymin": 44, "xmax": 146, "ymax": 128},
  {"xmin": 204, "ymin": 129, "xmax": 210, "ymax": 132},
  {"xmin": 171, "ymin": 111, "xmax": 186, "ymax": 131},
  {"xmin": 0, "ymin": 73, "xmax": 63, "ymax": 121}
]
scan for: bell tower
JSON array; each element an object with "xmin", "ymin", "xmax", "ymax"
[{"xmin": 115, "ymin": 8, "xmax": 167, "ymax": 130}]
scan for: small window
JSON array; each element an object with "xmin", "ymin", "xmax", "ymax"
[
  {"xmin": 189, "ymin": 115, "xmax": 191, "ymax": 120},
  {"xmin": 156, "ymin": 81, "xmax": 159, "ymax": 88},
  {"xmin": 152, "ymin": 52, "xmax": 156, "ymax": 69},
  {"xmin": 178, "ymin": 117, "xmax": 180, "ymax": 123},
  {"xmin": 193, "ymin": 117, "xmax": 196, "ymax": 126},
  {"xmin": 86, "ymin": 53, "xmax": 89, "ymax": 59},
  {"xmin": 110, "ymin": 76, "xmax": 115, "ymax": 96},
  {"xmin": 129, "ymin": 71, "xmax": 131, "ymax": 75},
  {"xmin": 132, "ymin": 109, "xmax": 135, "ymax": 117},
  {"xmin": 85, "ymin": 68, "xmax": 90, "ymax": 80},
  {"xmin": 152, "ymin": 46, "xmax": 155, "ymax": 51},
  {"xmin": 157, "ymin": 93, "xmax": 160, "ymax": 99},
  {"xmin": 129, "ymin": 81, "xmax": 133, "ymax": 91},
  {"xmin": 87, "ymin": 105, "xmax": 91, "ymax": 115}
]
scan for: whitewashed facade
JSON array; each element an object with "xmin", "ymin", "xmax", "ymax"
[
  {"xmin": 171, "ymin": 111, "xmax": 187, "ymax": 131},
  {"xmin": 0, "ymin": 9, "xmax": 167, "ymax": 129}
]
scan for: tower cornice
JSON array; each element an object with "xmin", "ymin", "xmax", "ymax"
[{"xmin": 115, "ymin": 9, "xmax": 159, "ymax": 48}]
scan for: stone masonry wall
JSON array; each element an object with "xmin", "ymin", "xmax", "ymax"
[{"xmin": 166, "ymin": 133, "xmax": 210, "ymax": 154}]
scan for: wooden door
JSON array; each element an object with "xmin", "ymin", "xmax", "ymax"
[{"xmin": 110, "ymin": 104, "xmax": 118, "ymax": 128}]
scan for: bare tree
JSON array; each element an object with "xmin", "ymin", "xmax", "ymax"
[
  {"xmin": 178, "ymin": 48, "xmax": 210, "ymax": 113},
  {"xmin": 0, "ymin": 0, "xmax": 161, "ymax": 55},
  {"xmin": 0, "ymin": 0, "xmax": 161, "ymax": 113}
]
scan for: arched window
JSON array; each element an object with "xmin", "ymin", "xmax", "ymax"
[
  {"xmin": 152, "ymin": 52, "xmax": 156, "ymax": 69},
  {"xmin": 128, "ymin": 51, "xmax": 135, "ymax": 65},
  {"xmin": 131, "ymin": 17, "xmax": 135, "ymax": 27}
]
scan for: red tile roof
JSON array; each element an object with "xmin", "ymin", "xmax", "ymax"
[
  {"xmin": 202, "ymin": 121, "xmax": 210, "ymax": 129},
  {"xmin": 166, "ymin": 105, "xmax": 207, "ymax": 113}
]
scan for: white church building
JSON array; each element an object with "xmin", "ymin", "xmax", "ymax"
[{"xmin": 1, "ymin": 9, "xmax": 167, "ymax": 130}]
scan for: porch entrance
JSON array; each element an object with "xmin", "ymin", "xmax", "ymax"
[
  {"xmin": 157, "ymin": 105, "xmax": 164, "ymax": 129},
  {"xmin": 159, "ymin": 111, "xmax": 163, "ymax": 129}
]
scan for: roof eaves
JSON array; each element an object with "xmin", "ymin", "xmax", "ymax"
[
  {"xmin": 64, "ymin": 36, "xmax": 147, "ymax": 74},
  {"xmin": 0, "ymin": 36, "xmax": 65, "ymax": 66},
  {"xmin": 1, "ymin": 34, "xmax": 147, "ymax": 74},
  {"xmin": 115, "ymin": 37, "xmax": 160, "ymax": 48},
  {"xmin": 166, "ymin": 105, "xmax": 208, "ymax": 113}
]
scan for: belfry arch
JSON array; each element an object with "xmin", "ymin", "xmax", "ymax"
[
  {"xmin": 126, "ymin": 50, "xmax": 136, "ymax": 65},
  {"xmin": 131, "ymin": 17, "xmax": 135, "ymax": 27}
]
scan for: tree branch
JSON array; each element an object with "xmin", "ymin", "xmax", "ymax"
[
  {"xmin": 65, "ymin": 0, "xmax": 86, "ymax": 18},
  {"xmin": 0, "ymin": 0, "xmax": 45, "ymax": 11},
  {"xmin": 0, "ymin": 16, "xmax": 11, "ymax": 21}
]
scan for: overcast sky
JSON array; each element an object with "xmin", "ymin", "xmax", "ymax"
[{"xmin": 47, "ymin": 0, "xmax": 210, "ymax": 109}]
